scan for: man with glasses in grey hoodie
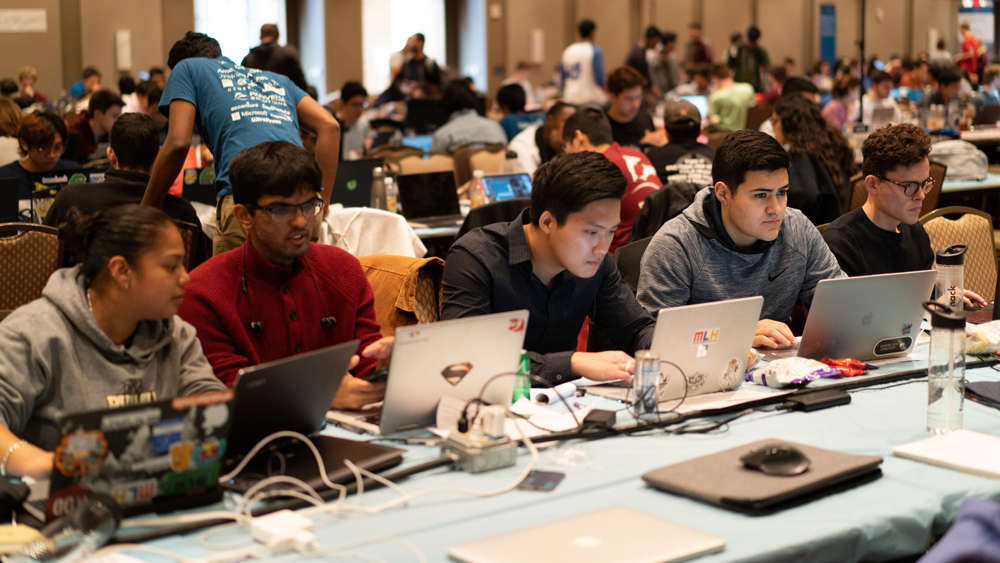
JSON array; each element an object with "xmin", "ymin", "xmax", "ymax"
[{"xmin": 636, "ymin": 129, "xmax": 844, "ymax": 349}]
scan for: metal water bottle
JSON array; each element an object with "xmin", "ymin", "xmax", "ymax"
[{"xmin": 924, "ymin": 301, "xmax": 966, "ymax": 434}]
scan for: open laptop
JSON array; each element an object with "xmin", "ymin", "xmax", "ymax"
[
  {"xmin": 448, "ymin": 506, "xmax": 725, "ymax": 563},
  {"xmin": 401, "ymin": 135, "xmax": 433, "ymax": 153},
  {"xmin": 481, "ymin": 173, "xmax": 532, "ymax": 202},
  {"xmin": 680, "ymin": 95, "xmax": 709, "ymax": 121},
  {"xmin": 396, "ymin": 170, "xmax": 463, "ymax": 227},
  {"xmin": 47, "ymin": 389, "xmax": 234, "ymax": 519},
  {"xmin": 795, "ymin": 270, "xmax": 937, "ymax": 361},
  {"xmin": 222, "ymin": 341, "xmax": 404, "ymax": 492},
  {"xmin": 0, "ymin": 177, "xmax": 17, "ymax": 222},
  {"xmin": 181, "ymin": 166, "xmax": 217, "ymax": 206},
  {"xmin": 650, "ymin": 296, "xmax": 763, "ymax": 401},
  {"xmin": 330, "ymin": 158, "xmax": 384, "ymax": 207},
  {"xmin": 13, "ymin": 168, "xmax": 106, "ymax": 223},
  {"xmin": 327, "ymin": 310, "xmax": 530, "ymax": 435}
]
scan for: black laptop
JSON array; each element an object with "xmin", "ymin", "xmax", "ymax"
[
  {"xmin": 0, "ymin": 176, "xmax": 18, "ymax": 223},
  {"xmin": 181, "ymin": 166, "xmax": 217, "ymax": 206},
  {"xmin": 331, "ymin": 158, "xmax": 385, "ymax": 207},
  {"xmin": 396, "ymin": 170, "xmax": 463, "ymax": 227},
  {"xmin": 222, "ymin": 341, "xmax": 404, "ymax": 492}
]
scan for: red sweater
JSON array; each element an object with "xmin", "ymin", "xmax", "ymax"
[
  {"xmin": 178, "ymin": 241, "xmax": 382, "ymax": 386},
  {"xmin": 603, "ymin": 142, "xmax": 661, "ymax": 252}
]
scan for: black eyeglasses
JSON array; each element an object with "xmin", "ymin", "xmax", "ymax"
[
  {"xmin": 246, "ymin": 198, "xmax": 324, "ymax": 221},
  {"xmin": 878, "ymin": 176, "xmax": 934, "ymax": 198}
]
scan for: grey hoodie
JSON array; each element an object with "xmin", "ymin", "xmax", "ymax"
[
  {"xmin": 637, "ymin": 186, "xmax": 844, "ymax": 320},
  {"xmin": 0, "ymin": 266, "xmax": 224, "ymax": 450}
]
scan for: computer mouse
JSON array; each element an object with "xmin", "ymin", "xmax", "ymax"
[{"xmin": 740, "ymin": 445, "xmax": 811, "ymax": 476}]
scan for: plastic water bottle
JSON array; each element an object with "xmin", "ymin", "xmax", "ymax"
[
  {"xmin": 935, "ymin": 244, "xmax": 967, "ymax": 313},
  {"xmin": 370, "ymin": 166, "xmax": 386, "ymax": 210},
  {"xmin": 469, "ymin": 170, "xmax": 488, "ymax": 208},
  {"xmin": 384, "ymin": 176, "xmax": 398, "ymax": 213},
  {"xmin": 512, "ymin": 349, "xmax": 530, "ymax": 404},
  {"xmin": 924, "ymin": 301, "xmax": 966, "ymax": 434}
]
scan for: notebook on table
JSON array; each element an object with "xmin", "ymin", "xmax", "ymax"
[
  {"xmin": 327, "ymin": 310, "xmax": 530, "ymax": 436},
  {"xmin": 892, "ymin": 430, "xmax": 1000, "ymax": 478},
  {"xmin": 396, "ymin": 170, "xmax": 463, "ymax": 227},
  {"xmin": 642, "ymin": 438, "xmax": 883, "ymax": 514},
  {"xmin": 222, "ymin": 341, "xmax": 404, "ymax": 492},
  {"xmin": 448, "ymin": 505, "xmax": 725, "ymax": 563},
  {"xmin": 47, "ymin": 389, "xmax": 234, "ymax": 519}
]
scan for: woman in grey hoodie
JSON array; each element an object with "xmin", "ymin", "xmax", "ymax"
[{"xmin": 0, "ymin": 204, "xmax": 224, "ymax": 479}]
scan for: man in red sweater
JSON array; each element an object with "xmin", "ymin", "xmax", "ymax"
[
  {"xmin": 178, "ymin": 141, "xmax": 389, "ymax": 408},
  {"xmin": 562, "ymin": 108, "xmax": 661, "ymax": 252}
]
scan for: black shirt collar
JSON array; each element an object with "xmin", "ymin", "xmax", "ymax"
[{"xmin": 506, "ymin": 208, "xmax": 534, "ymax": 265}]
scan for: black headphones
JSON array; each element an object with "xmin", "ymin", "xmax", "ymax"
[{"xmin": 240, "ymin": 244, "xmax": 337, "ymax": 334}]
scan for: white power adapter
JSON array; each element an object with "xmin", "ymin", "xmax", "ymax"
[{"xmin": 250, "ymin": 509, "xmax": 320, "ymax": 554}]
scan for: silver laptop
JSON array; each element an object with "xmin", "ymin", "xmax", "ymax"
[
  {"xmin": 796, "ymin": 270, "xmax": 937, "ymax": 360},
  {"xmin": 447, "ymin": 505, "xmax": 725, "ymax": 563},
  {"xmin": 650, "ymin": 296, "xmax": 763, "ymax": 401},
  {"xmin": 327, "ymin": 310, "xmax": 530, "ymax": 435}
]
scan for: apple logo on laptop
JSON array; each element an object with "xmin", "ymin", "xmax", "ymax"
[
  {"xmin": 570, "ymin": 536, "xmax": 602, "ymax": 549},
  {"xmin": 346, "ymin": 179, "xmax": 358, "ymax": 191},
  {"xmin": 441, "ymin": 362, "xmax": 473, "ymax": 386},
  {"xmin": 861, "ymin": 313, "xmax": 873, "ymax": 327}
]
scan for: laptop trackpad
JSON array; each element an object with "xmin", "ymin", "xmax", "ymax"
[{"xmin": 224, "ymin": 435, "xmax": 404, "ymax": 493}]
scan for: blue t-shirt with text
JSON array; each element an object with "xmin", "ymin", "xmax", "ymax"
[{"xmin": 160, "ymin": 56, "xmax": 307, "ymax": 196}]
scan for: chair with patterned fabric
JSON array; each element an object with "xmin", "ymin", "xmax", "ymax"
[
  {"xmin": 359, "ymin": 254, "xmax": 445, "ymax": 337},
  {"xmin": 920, "ymin": 206, "xmax": 1000, "ymax": 319},
  {"xmin": 0, "ymin": 223, "xmax": 61, "ymax": 321}
]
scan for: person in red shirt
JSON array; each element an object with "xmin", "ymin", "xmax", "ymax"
[
  {"xmin": 562, "ymin": 107, "xmax": 661, "ymax": 252},
  {"xmin": 178, "ymin": 141, "xmax": 391, "ymax": 409},
  {"xmin": 958, "ymin": 22, "xmax": 982, "ymax": 79}
]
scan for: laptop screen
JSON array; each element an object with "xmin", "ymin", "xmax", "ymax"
[
  {"xmin": 401, "ymin": 135, "xmax": 433, "ymax": 153},
  {"xmin": 396, "ymin": 171, "xmax": 460, "ymax": 220},
  {"xmin": 482, "ymin": 173, "xmax": 532, "ymax": 201},
  {"xmin": 331, "ymin": 158, "xmax": 384, "ymax": 207},
  {"xmin": 680, "ymin": 95, "xmax": 709, "ymax": 120}
]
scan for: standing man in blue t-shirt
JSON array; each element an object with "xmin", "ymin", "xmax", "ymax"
[{"xmin": 141, "ymin": 32, "xmax": 339, "ymax": 255}]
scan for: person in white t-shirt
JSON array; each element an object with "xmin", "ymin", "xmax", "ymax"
[{"xmin": 561, "ymin": 19, "xmax": 606, "ymax": 106}]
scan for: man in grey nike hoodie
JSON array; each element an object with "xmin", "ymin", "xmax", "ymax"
[
  {"xmin": 0, "ymin": 265, "xmax": 224, "ymax": 452},
  {"xmin": 637, "ymin": 129, "xmax": 843, "ymax": 349}
]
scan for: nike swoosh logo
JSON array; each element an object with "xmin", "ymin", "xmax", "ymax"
[{"xmin": 767, "ymin": 268, "xmax": 786, "ymax": 282}]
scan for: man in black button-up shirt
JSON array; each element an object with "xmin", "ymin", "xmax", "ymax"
[{"xmin": 442, "ymin": 152, "xmax": 656, "ymax": 385}]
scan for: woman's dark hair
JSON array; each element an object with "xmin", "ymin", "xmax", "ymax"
[
  {"xmin": 167, "ymin": 31, "xmax": 222, "ymax": 69},
  {"xmin": 530, "ymin": 152, "xmax": 625, "ymax": 226},
  {"xmin": 442, "ymin": 79, "xmax": 478, "ymax": 114},
  {"xmin": 774, "ymin": 94, "xmax": 855, "ymax": 187},
  {"xmin": 118, "ymin": 74, "xmax": 136, "ymax": 95},
  {"xmin": 230, "ymin": 141, "xmax": 321, "ymax": 206},
  {"xmin": 60, "ymin": 204, "xmax": 176, "ymax": 288}
]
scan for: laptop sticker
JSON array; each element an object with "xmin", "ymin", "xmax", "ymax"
[
  {"xmin": 722, "ymin": 358, "xmax": 744, "ymax": 388},
  {"xmin": 442, "ymin": 362, "xmax": 473, "ymax": 386},
  {"xmin": 692, "ymin": 328, "xmax": 720, "ymax": 344}
]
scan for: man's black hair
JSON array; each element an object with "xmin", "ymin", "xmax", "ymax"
[
  {"xmin": 118, "ymin": 75, "xmax": 136, "ymax": 95},
  {"xmin": 662, "ymin": 31, "xmax": 677, "ymax": 44},
  {"xmin": 0, "ymin": 79, "xmax": 16, "ymax": 97},
  {"xmin": 546, "ymin": 101, "xmax": 576, "ymax": 118},
  {"xmin": 230, "ymin": 141, "xmax": 321, "ymax": 206},
  {"xmin": 496, "ymin": 83, "xmax": 526, "ymax": 113},
  {"xmin": 441, "ymin": 79, "xmax": 478, "ymax": 114},
  {"xmin": 747, "ymin": 26, "xmax": 761, "ymax": 43},
  {"xmin": 869, "ymin": 70, "xmax": 893, "ymax": 85},
  {"xmin": 530, "ymin": 152, "xmax": 625, "ymax": 226},
  {"xmin": 137, "ymin": 81, "xmax": 162, "ymax": 106},
  {"xmin": 781, "ymin": 76, "xmax": 819, "ymax": 97},
  {"xmin": 88, "ymin": 89, "xmax": 124, "ymax": 115},
  {"xmin": 578, "ymin": 19, "xmax": 596, "ymax": 39},
  {"xmin": 414, "ymin": 32, "xmax": 426, "ymax": 44},
  {"xmin": 936, "ymin": 67, "xmax": 961, "ymax": 86},
  {"xmin": 82, "ymin": 66, "xmax": 101, "ymax": 80},
  {"xmin": 340, "ymin": 81, "xmax": 368, "ymax": 102},
  {"xmin": 561, "ymin": 107, "xmax": 613, "ymax": 146},
  {"xmin": 110, "ymin": 112, "xmax": 160, "ymax": 171},
  {"xmin": 644, "ymin": 25, "xmax": 661, "ymax": 40},
  {"xmin": 149, "ymin": 66, "xmax": 165, "ymax": 78},
  {"xmin": 167, "ymin": 31, "xmax": 222, "ymax": 69},
  {"xmin": 712, "ymin": 129, "xmax": 789, "ymax": 192}
]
